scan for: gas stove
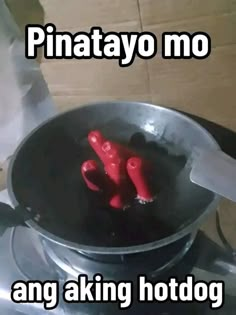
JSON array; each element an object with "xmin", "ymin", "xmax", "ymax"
[
  {"xmin": 0, "ymin": 206, "xmax": 235, "ymax": 315},
  {"xmin": 0, "ymin": 186, "xmax": 236, "ymax": 314}
]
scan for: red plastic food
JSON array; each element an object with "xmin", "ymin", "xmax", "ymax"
[
  {"xmin": 126, "ymin": 157, "xmax": 154, "ymax": 202},
  {"xmin": 105, "ymin": 158, "xmax": 131, "ymax": 209},
  {"xmin": 81, "ymin": 160, "xmax": 104, "ymax": 192},
  {"xmin": 88, "ymin": 130, "xmax": 107, "ymax": 165},
  {"xmin": 83, "ymin": 130, "xmax": 155, "ymax": 209},
  {"xmin": 102, "ymin": 141, "xmax": 121, "ymax": 164},
  {"xmin": 102, "ymin": 140, "xmax": 134, "ymax": 161}
]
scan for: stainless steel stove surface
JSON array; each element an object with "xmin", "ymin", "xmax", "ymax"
[
  {"xmin": 0, "ymin": 214, "xmax": 236, "ymax": 315},
  {"xmin": 0, "ymin": 228, "xmax": 62, "ymax": 315},
  {"xmin": 42, "ymin": 230, "xmax": 196, "ymax": 280}
]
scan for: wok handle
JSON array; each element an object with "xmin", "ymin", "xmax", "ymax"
[
  {"xmin": 0, "ymin": 202, "xmax": 33, "ymax": 236},
  {"xmin": 190, "ymin": 150, "xmax": 236, "ymax": 202}
]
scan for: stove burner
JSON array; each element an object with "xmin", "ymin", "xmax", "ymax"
[
  {"xmin": 42, "ymin": 232, "xmax": 197, "ymax": 280},
  {"xmin": 10, "ymin": 227, "xmax": 59, "ymax": 281},
  {"xmin": 8, "ymin": 226, "xmax": 219, "ymax": 315},
  {"xmin": 10, "ymin": 225, "xmax": 197, "ymax": 283}
]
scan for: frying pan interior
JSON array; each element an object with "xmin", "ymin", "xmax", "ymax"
[{"xmin": 9, "ymin": 102, "xmax": 220, "ymax": 252}]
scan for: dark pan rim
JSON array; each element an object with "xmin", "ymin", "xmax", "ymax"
[{"xmin": 7, "ymin": 101, "xmax": 222, "ymax": 254}]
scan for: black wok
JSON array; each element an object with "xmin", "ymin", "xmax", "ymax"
[{"xmin": 0, "ymin": 101, "xmax": 221, "ymax": 254}]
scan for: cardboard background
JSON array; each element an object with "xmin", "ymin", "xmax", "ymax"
[{"xmin": 5, "ymin": 0, "xmax": 236, "ymax": 130}]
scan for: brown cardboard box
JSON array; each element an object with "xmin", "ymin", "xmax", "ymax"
[
  {"xmin": 39, "ymin": 0, "xmax": 236, "ymax": 130},
  {"xmin": 6, "ymin": 0, "xmax": 236, "ymax": 131}
]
